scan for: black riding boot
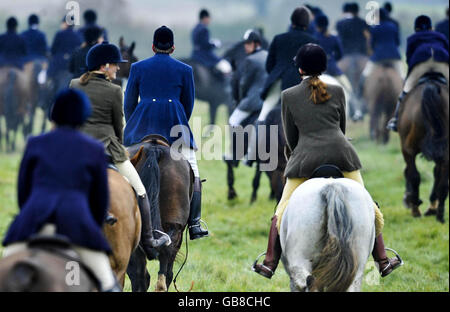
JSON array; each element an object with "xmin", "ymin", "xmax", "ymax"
[
  {"xmin": 386, "ymin": 91, "xmax": 407, "ymax": 132},
  {"xmin": 138, "ymin": 194, "xmax": 171, "ymax": 259},
  {"xmin": 188, "ymin": 177, "xmax": 209, "ymax": 240}
]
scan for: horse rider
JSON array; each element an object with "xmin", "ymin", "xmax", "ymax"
[
  {"xmin": 0, "ymin": 17, "xmax": 27, "ymax": 70},
  {"xmin": 257, "ymin": 6, "xmax": 317, "ymax": 124},
  {"xmin": 69, "ymin": 26, "xmax": 104, "ymax": 78},
  {"xmin": 21, "ymin": 14, "xmax": 49, "ymax": 64},
  {"xmin": 336, "ymin": 2, "xmax": 370, "ymax": 58},
  {"xmin": 358, "ymin": 8, "xmax": 403, "ymax": 98},
  {"xmin": 383, "ymin": 2, "xmax": 400, "ymax": 34},
  {"xmin": 2, "ymin": 88, "xmax": 121, "ymax": 292},
  {"xmin": 314, "ymin": 14, "xmax": 353, "ymax": 93},
  {"xmin": 47, "ymin": 16, "xmax": 82, "ymax": 102},
  {"xmin": 224, "ymin": 31, "xmax": 268, "ymax": 166},
  {"xmin": 69, "ymin": 41, "xmax": 171, "ymax": 258},
  {"xmin": 123, "ymin": 26, "xmax": 208, "ymax": 240},
  {"xmin": 191, "ymin": 9, "xmax": 232, "ymax": 76},
  {"xmin": 252, "ymin": 44, "xmax": 402, "ymax": 279},
  {"xmin": 435, "ymin": 8, "xmax": 449, "ymax": 41},
  {"xmin": 387, "ymin": 15, "xmax": 449, "ymax": 132},
  {"xmin": 77, "ymin": 9, "xmax": 109, "ymax": 42}
]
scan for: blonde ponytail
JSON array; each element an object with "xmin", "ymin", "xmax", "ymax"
[{"xmin": 308, "ymin": 76, "xmax": 331, "ymax": 104}]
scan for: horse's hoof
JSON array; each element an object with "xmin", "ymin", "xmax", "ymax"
[
  {"xmin": 424, "ymin": 208, "xmax": 437, "ymax": 216},
  {"xmin": 228, "ymin": 191, "xmax": 237, "ymax": 200},
  {"xmin": 411, "ymin": 209, "xmax": 421, "ymax": 218},
  {"xmin": 437, "ymin": 215, "xmax": 445, "ymax": 224}
]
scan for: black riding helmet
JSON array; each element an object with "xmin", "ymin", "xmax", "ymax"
[
  {"xmin": 294, "ymin": 43, "xmax": 327, "ymax": 75},
  {"xmin": 86, "ymin": 41, "xmax": 127, "ymax": 71}
]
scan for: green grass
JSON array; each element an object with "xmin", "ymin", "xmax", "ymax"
[{"xmin": 0, "ymin": 102, "xmax": 448, "ymax": 292}]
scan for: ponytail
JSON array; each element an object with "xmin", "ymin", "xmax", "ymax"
[
  {"xmin": 308, "ymin": 76, "xmax": 331, "ymax": 104},
  {"xmin": 79, "ymin": 71, "xmax": 96, "ymax": 85}
]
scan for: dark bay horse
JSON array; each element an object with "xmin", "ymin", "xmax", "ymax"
[
  {"xmin": 0, "ymin": 66, "xmax": 30, "ymax": 152},
  {"xmin": 0, "ymin": 237, "xmax": 99, "ymax": 291},
  {"xmin": 126, "ymin": 136, "xmax": 193, "ymax": 292},
  {"xmin": 398, "ymin": 73, "xmax": 449, "ymax": 223},
  {"xmin": 364, "ymin": 62, "xmax": 403, "ymax": 143},
  {"xmin": 103, "ymin": 168, "xmax": 141, "ymax": 287}
]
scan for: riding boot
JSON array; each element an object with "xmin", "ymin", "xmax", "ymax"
[
  {"xmin": 188, "ymin": 177, "xmax": 209, "ymax": 240},
  {"xmin": 138, "ymin": 194, "xmax": 171, "ymax": 259},
  {"xmin": 386, "ymin": 91, "xmax": 407, "ymax": 132},
  {"xmin": 252, "ymin": 216, "xmax": 282, "ymax": 279},
  {"xmin": 372, "ymin": 233, "xmax": 403, "ymax": 277}
]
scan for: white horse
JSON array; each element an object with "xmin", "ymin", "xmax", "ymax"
[{"xmin": 280, "ymin": 178, "xmax": 375, "ymax": 292}]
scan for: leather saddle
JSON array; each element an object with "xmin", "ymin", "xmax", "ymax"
[
  {"xmin": 140, "ymin": 134, "xmax": 170, "ymax": 148},
  {"xmin": 310, "ymin": 164, "xmax": 344, "ymax": 179},
  {"xmin": 417, "ymin": 72, "xmax": 447, "ymax": 86}
]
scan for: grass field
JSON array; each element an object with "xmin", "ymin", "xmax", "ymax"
[{"xmin": 0, "ymin": 101, "xmax": 448, "ymax": 292}]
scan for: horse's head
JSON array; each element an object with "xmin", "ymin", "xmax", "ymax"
[{"xmin": 117, "ymin": 36, "xmax": 138, "ymax": 80}]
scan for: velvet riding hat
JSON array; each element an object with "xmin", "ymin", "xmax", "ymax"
[
  {"xmin": 153, "ymin": 26, "xmax": 174, "ymax": 50},
  {"xmin": 50, "ymin": 88, "xmax": 92, "ymax": 127},
  {"xmin": 86, "ymin": 41, "xmax": 127, "ymax": 71},
  {"xmin": 295, "ymin": 43, "xmax": 327, "ymax": 75}
]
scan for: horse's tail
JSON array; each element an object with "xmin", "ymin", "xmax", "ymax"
[
  {"xmin": 311, "ymin": 183, "xmax": 358, "ymax": 292},
  {"xmin": 139, "ymin": 146, "xmax": 163, "ymax": 230},
  {"xmin": 421, "ymin": 82, "xmax": 448, "ymax": 162}
]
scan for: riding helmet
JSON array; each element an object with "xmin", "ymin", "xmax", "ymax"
[
  {"xmin": 290, "ymin": 7, "xmax": 310, "ymax": 29},
  {"xmin": 6, "ymin": 17, "xmax": 18, "ymax": 31},
  {"xmin": 315, "ymin": 14, "xmax": 329, "ymax": 30},
  {"xmin": 50, "ymin": 88, "xmax": 92, "ymax": 127},
  {"xmin": 244, "ymin": 31, "xmax": 262, "ymax": 44},
  {"xmin": 295, "ymin": 43, "xmax": 327, "ymax": 75},
  {"xmin": 86, "ymin": 41, "xmax": 127, "ymax": 71},
  {"xmin": 28, "ymin": 14, "xmax": 39, "ymax": 26},
  {"xmin": 415, "ymin": 15, "xmax": 432, "ymax": 31},
  {"xmin": 153, "ymin": 26, "xmax": 174, "ymax": 50}
]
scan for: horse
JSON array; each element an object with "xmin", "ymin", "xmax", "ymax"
[
  {"xmin": 338, "ymin": 53, "xmax": 369, "ymax": 117},
  {"xmin": 398, "ymin": 72, "xmax": 449, "ymax": 223},
  {"xmin": 0, "ymin": 235, "xmax": 99, "ymax": 292},
  {"xmin": 280, "ymin": 178, "xmax": 375, "ymax": 292},
  {"xmin": 113, "ymin": 37, "xmax": 138, "ymax": 87},
  {"xmin": 102, "ymin": 168, "xmax": 141, "ymax": 287},
  {"xmin": 125, "ymin": 136, "xmax": 193, "ymax": 292},
  {"xmin": 0, "ymin": 66, "xmax": 30, "ymax": 152},
  {"xmin": 363, "ymin": 62, "xmax": 403, "ymax": 143}
]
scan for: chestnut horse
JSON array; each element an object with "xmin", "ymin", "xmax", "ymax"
[
  {"xmin": 398, "ymin": 73, "xmax": 449, "ymax": 223},
  {"xmin": 103, "ymin": 168, "xmax": 141, "ymax": 287},
  {"xmin": 363, "ymin": 62, "xmax": 403, "ymax": 143},
  {"xmin": 126, "ymin": 136, "xmax": 193, "ymax": 292}
]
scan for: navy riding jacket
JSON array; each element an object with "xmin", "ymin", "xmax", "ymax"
[
  {"xmin": 191, "ymin": 23, "xmax": 221, "ymax": 67},
  {"xmin": 406, "ymin": 30, "xmax": 449, "ymax": 73},
  {"xmin": 316, "ymin": 32, "xmax": 344, "ymax": 76},
  {"xmin": 124, "ymin": 53, "xmax": 197, "ymax": 149},
  {"xmin": 369, "ymin": 21, "xmax": 401, "ymax": 62},
  {"xmin": 336, "ymin": 16, "xmax": 370, "ymax": 55},
  {"xmin": 435, "ymin": 18, "xmax": 449, "ymax": 41},
  {"xmin": 21, "ymin": 28, "xmax": 48, "ymax": 61},
  {"xmin": 48, "ymin": 28, "xmax": 82, "ymax": 77},
  {"xmin": 0, "ymin": 31, "xmax": 27, "ymax": 69},
  {"xmin": 2, "ymin": 127, "xmax": 111, "ymax": 253}
]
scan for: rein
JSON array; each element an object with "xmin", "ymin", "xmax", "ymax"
[{"xmin": 173, "ymin": 227, "xmax": 194, "ymax": 292}]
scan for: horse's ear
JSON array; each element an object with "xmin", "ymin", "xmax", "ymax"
[
  {"xmin": 129, "ymin": 42, "xmax": 136, "ymax": 55},
  {"xmin": 130, "ymin": 146, "xmax": 144, "ymax": 167},
  {"xmin": 119, "ymin": 36, "xmax": 124, "ymax": 48}
]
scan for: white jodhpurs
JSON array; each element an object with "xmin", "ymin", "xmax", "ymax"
[
  {"xmin": 257, "ymin": 80, "xmax": 281, "ymax": 122},
  {"xmin": 115, "ymin": 159, "xmax": 147, "ymax": 196},
  {"xmin": 180, "ymin": 146, "xmax": 200, "ymax": 178},
  {"xmin": 403, "ymin": 58, "xmax": 449, "ymax": 93}
]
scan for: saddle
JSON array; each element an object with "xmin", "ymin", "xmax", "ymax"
[
  {"xmin": 417, "ymin": 72, "xmax": 447, "ymax": 86},
  {"xmin": 26, "ymin": 234, "xmax": 102, "ymax": 290},
  {"xmin": 310, "ymin": 164, "xmax": 344, "ymax": 179},
  {"xmin": 140, "ymin": 134, "xmax": 171, "ymax": 148}
]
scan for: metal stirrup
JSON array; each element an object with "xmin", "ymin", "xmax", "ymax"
[
  {"xmin": 153, "ymin": 230, "xmax": 172, "ymax": 246},
  {"xmin": 385, "ymin": 247, "xmax": 404, "ymax": 266},
  {"xmin": 251, "ymin": 252, "xmax": 274, "ymax": 275}
]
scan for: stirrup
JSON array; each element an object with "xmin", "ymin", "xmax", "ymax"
[
  {"xmin": 153, "ymin": 230, "xmax": 172, "ymax": 246},
  {"xmin": 189, "ymin": 219, "xmax": 209, "ymax": 232},
  {"xmin": 251, "ymin": 252, "xmax": 274, "ymax": 275},
  {"xmin": 385, "ymin": 247, "xmax": 404, "ymax": 267}
]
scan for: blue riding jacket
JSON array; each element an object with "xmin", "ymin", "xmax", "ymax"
[
  {"xmin": 21, "ymin": 27, "xmax": 48, "ymax": 61},
  {"xmin": 406, "ymin": 30, "xmax": 449, "ymax": 73},
  {"xmin": 48, "ymin": 27, "xmax": 82, "ymax": 77},
  {"xmin": 316, "ymin": 32, "xmax": 344, "ymax": 76},
  {"xmin": 124, "ymin": 53, "xmax": 197, "ymax": 149},
  {"xmin": 191, "ymin": 23, "xmax": 221, "ymax": 67},
  {"xmin": 2, "ymin": 127, "xmax": 111, "ymax": 253},
  {"xmin": 435, "ymin": 18, "xmax": 449, "ymax": 41},
  {"xmin": 336, "ymin": 16, "xmax": 370, "ymax": 55},
  {"xmin": 369, "ymin": 21, "xmax": 401, "ymax": 62},
  {"xmin": 0, "ymin": 31, "xmax": 27, "ymax": 69}
]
